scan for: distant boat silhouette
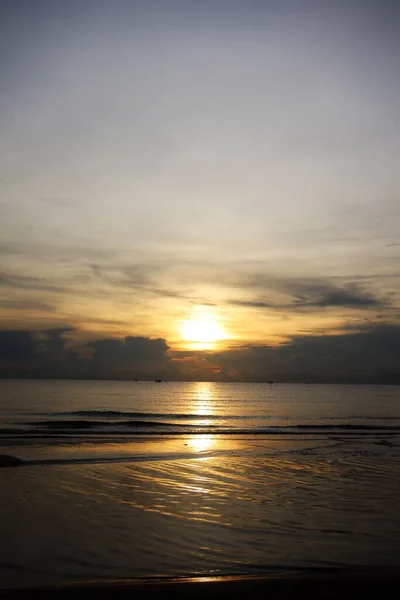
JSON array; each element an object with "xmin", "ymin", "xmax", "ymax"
[
  {"xmin": 154, "ymin": 379, "xmax": 162, "ymax": 383},
  {"xmin": 268, "ymin": 380, "xmax": 274, "ymax": 384}
]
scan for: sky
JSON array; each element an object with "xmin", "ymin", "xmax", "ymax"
[{"xmin": 1, "ymin": 0, "xmax": 399, "ymax": 382}]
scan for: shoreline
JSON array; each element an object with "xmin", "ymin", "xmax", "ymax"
[{"xmin": 2, "ymin": 570, "xmax": 400, "ymax": 597}]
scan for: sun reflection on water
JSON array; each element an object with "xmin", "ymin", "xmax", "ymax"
[
  {"xmin": 192, "ymin": 381, "xmax": 214, "ymax": 417},
  {"xmin": 187, "ymin": 383, "xmax": 216, "ymax": 453}
]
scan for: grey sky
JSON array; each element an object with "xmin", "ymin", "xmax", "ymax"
[{"xmin": 1, "ymin": 0, "xmax": 399, "ymax": 357}]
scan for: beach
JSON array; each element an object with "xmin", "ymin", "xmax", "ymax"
[{"xmin": 1, "ymin": 381, "xmax": 400, "ymax": 589}]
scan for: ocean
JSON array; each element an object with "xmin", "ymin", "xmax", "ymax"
[{"xmin": 1, "ymin": 380, "xmax": 400, "ymax": 589}]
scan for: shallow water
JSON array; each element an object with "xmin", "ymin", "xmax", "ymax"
[{"xmin": 1, "ymin": 380, "xmax": 400, "ymax": 588}]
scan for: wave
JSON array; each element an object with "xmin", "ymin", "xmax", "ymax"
[
  {"xmin": 291, "ymin": 424, "xmax": 400, "ymax": 431},
  {"xmin": 1, "ymin": 451, "xmax": 218, "ymax": 468},
  {"xmin": 30, "ymin": 421, "xmax": 400, "ymax": 432},
  {"xmin": 21, "ymin": 410, "xmax": 400, "ymax": 422},
  {"xmin": 34, "ymin": 410, "xmax": 239, "ymax": 420},
  {"xmin": 2, "ymin": 422, "xmax": 400, "ymax": 437},
  {"xmin": 34, "ymin": 419, "xmax": 197, "ymax": 429}
]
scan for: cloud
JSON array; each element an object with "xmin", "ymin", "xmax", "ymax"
[
  {"xmin": 0, "ymin": 330, "xmax": 37, "ymax": 362},
  {"xmin": 230, "ymin": 299, "xmax": 276, "ymax": 309},
  {"xmin": 1, "ymin": 322, "xmax": 399, "ymax": 383},
  {"xmin": 87, "ymin": 336, "xmax": 169, "ymax": 378},
  {"xmin": 35, "ymin": 327, "xmax": 74, "ymax": 352},
  {"xmin": 89, "ymin": 263, "xmax": 153, "ymax": 288},
  {"xmin": 229, "ymin": 278, "xmax": 387, "ymax": 311},
  {"xmin": 0, "ymin": 299, "xmax": 54, "ymax": 312},
  {"xmin": 0, "ymin": 328, "xmax": 171, "ymax": 379},
  {"xmin": 0, "ymin": 327, "xmax": 73, "ymax": 376},
  {"xmin": 89, "ymin": 262, "xmax": 190, "ymax": 300},
  {"xmin": 0, "ymin": 244, "xmax": 22, "ymax": 256},
  {"xmin": 0, "ymin": 273, "xmax": 65, "ymax": 293},
  {"xmin": 210, "ymin": 323, "xmax": 400, "ymax": 384},
  {"xmin": 290, "ymin": 282, "xmax": 383, "ymax": 308}
]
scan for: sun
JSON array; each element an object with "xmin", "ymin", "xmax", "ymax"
[
  {"xmin": 181, "ymin": 317, "xmax": 224, "ymax": 343},
  {"xmin": 179, "ymin": 309, "xmax": 225, "ymax": 345}
]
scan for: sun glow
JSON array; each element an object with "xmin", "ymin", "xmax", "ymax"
[{"xmin": 180, "ymin": 309, "xmax": 225, "ymax": 346}]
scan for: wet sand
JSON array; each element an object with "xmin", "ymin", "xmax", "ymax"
[{"xmin": 2, "ymin": 437, "xmax": 400, "ymax": 589}]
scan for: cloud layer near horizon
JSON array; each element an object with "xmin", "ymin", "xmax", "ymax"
[{"xmin": 1, "ymin": 324, "xmax": 399, "ymax": 384}]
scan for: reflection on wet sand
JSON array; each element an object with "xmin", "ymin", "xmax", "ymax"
[
  {"xmin": 2, "ymin": 434, "xmax": 400, "ymax": 589},
  {"xmin": 186, "ymin": 434, "xmax": 214, "ymax": 453}
]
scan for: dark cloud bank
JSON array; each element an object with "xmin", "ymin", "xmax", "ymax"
[{"xmin": 0, "ymin": 324, "xmax": 399, "ymax": 384}]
